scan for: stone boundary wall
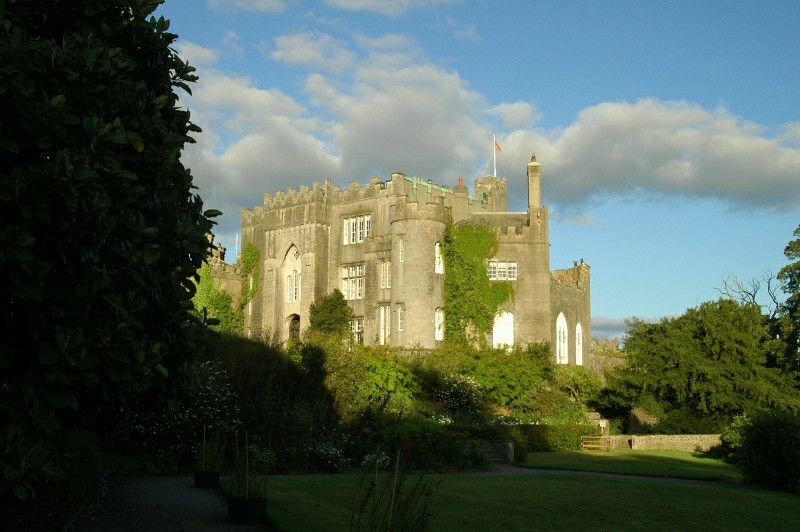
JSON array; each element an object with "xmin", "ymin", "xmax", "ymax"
[{"xmin": 607, "ymin": 434, "xmax": 721, "ymax": 452}]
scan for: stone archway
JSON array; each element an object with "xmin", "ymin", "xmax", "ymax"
[{"xmin": 287, "ymin": 314, "xmax": 300, "ymax": 340}]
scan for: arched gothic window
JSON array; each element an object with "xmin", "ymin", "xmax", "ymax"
[{"xmin": 556, "ymin": 313, "xmax": 568, "ymax": 364}]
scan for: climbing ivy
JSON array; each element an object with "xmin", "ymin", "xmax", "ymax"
[
  {"xmin": 441, "ymin": 224, "xmax": 513, "ymax": 346},
  {"xmin": 192, "ymin": 264, "xmax": 236, "ymax": 331},
  {"xmin": 236, "ymin": 243, "xmax": 261, "ymax": 326}
]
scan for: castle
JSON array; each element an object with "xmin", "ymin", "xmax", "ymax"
[{"xmin": 237, "ymin": 156, "xmax": 590, "ymax": 364}]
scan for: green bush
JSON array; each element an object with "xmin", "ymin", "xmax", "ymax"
[
  {"xmin": 719, "ymin": 413, "xmax": 750, "ymax": 463},
  {"xmin": 738, "ymin": 409, "xmax": 800, "ymax": 492},
  {"xmin": 503, "ymin": 423, "xmax": 601, "ymax": 456}
]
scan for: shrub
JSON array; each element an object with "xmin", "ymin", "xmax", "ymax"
[
  {"xmin": 738, "ymin": 409, "xmax": 800, "ymax": 492},
  {"xmin": 503, "ymin": 423, "xmax": 600, "ymax": 456},
  {"xmin": 430, "ymin": 374, "xmax": 481, "ymax": 413},
  {"xmin": 719, "ymin": 413, "xmax": 750, "ymax": 463}
]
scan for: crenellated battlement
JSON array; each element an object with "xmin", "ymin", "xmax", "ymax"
[{"xmin": 552, "ymin": 261, "xmax": 590, "ymax": 291}]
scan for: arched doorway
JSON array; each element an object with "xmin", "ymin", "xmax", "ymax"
[{"xmin": 287, "ymin": 314, "xmax": 300, "ymax": 340}]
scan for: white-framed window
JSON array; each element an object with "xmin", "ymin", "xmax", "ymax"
[
  {"xmin": 287, "ymin": 275, "xmax": 292, "ymax": 303},
  {"xmin": 341, "ymin": 264, "xmax": 365, "ymax": 300},
  {"xmin": 556, "ymin": 313, "xmax": 568, "ymax": 364},
  {"xmin": 487, "ymin": 261, "xmax": 517, "ymax": 281},
  {"xmin": 379, "ymin": 305, "xmax": 391, "ymax": 345},
  {"xmin": 434, "ymin": 242, "xmax": 444, "ymax": 274},
  {"xmin": 293, "ymin": 270, "xmax": 299, "ymax": 302},
  {"xmin": 399, "ymin": 238, "xmax": 405, "ymax": 262},
  {"xmin": 398, "ymin": 306, "xmax": 405, "ymax": 332},
  {"xmin": 493, "ymin": 311, "xmax": 514, "ymax": 349},
  {"xmin": 381, "ymin": 260, "xmax": 391, "ymax": 289},
  {"xmin": 575, "ymin": 322, "xmax": 583, "ymax": 366},
  {"xmin": 435, "ymin": 308, "xmax": 444, "ymax": 341},
  {"xmin": 351, "ymin": 318, "xmax": 363, "ymax": 344},
  {"xmin": 343, "ymin": 215, "xmax": 372, "ymax": 245}
]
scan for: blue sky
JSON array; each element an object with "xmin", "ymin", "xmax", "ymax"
[{"xmin": 155, "ymin": 0, "xmax": 800, "ymax": 340}]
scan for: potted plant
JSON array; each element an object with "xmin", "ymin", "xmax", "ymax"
[
  {"xmin": 226, "ymin": 431, "xmax": 267, "ymax": 524},
  {"xmin": 194, "ymin": 427, "xmax": 225, "ymax": 489}
]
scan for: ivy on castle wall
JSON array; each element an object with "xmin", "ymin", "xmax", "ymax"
[
  {"xmin": 236, "ymin": 243, "xmax": 261, "ymax": 326},
  {"xmin": 442, "ymin": 224, "xmax": 513, "ymax": 346},
  {"xmin": 193, "ymin": 264, "xmax": 236, "ymax": 331}
]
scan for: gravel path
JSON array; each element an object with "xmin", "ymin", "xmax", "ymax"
[{"xmin": 68, "ymin": 475, "xmax": 267, "ymax": 532}]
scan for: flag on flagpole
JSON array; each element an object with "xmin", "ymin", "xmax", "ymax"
[{"xmin": 494, "ymin": 140, "xmax": 501, "ymax": 152}]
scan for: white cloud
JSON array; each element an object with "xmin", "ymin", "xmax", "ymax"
[
  {"xmin": 489, "ymin": 101, "xmax": 540, "ymax": 130},
  {"xmin": 177, "ymin": 30, "xmax": 800, "ymax": 251},
  {"xmin": 221, "ymin": 31, "xmax": 246, "ymax": 57},
  {"xmin": 495, "ymin": 99, "xmax": 800, "ymax": 213},
  {"xmin": 444, "ymin": 16, "xmax": 482, "ymax": 43},
  {"xmin": 208, "ymin": 0, "xmax": 285, "ymax": 13},
  {"xmin": 272, "ymin": 33, "xmax": 357, "ymax": 72},
  {"xmin": 324, "ymin": 0, "xmax": 459, "ymax": 17},
  {"xmin": 175, "ymin": 42, "xmax": 219, "ymax": 68}
]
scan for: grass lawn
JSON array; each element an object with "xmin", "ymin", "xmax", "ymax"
[
  {"xmin": 265, "ymin": 452, "xmax": 798, "ymax": 531},
  {"xmin": 523, "ymin": 450, "xmax": 744, "ymax": 481}
]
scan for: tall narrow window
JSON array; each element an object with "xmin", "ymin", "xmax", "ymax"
[
  {"xmin": 351, "ymin": 218, "xmax": 357, "ymax": 244},
  {"xmin": 343, "ymin": 219, "xmax": 349, "ymax": 245},
  {"xmin": 575, "ymin": 323, "xmax": 583, "ymax": 366},
  {"xmin": 497, "ymin": 262, "xmax": 507, "ymax": 280},
  {"xmin": 351, "ymin": 318, "xmax": 364, "ymax": 344},
  {"xmin": 293, "ymin": 270, "xmax": 298, "ymax": 301},
  {"xmin": 379, "ymin": 305, "xmax": 391, "ymax": 345},
  {"xmin": 556, "ymin": 313, "xmax": 568, "ymax": 364},
  {"xmin": 398, "ymin": 306, "xmax": 405, "ymax": 332},
  {"xmin": 287, "ymin": 275, "xmax": 292, "ymax": 303},
  {"xmin": 342, "ymin": 264, "xmax": 365, "ymax": 300},
  {"xmin": 434, "ymin": 242, "xmax": 444, "ymax": 274},
  {"xmin": 358, "ymin": 215, "xmax": 364, "ymax": 241},
  {"xmin": 435, "ymin": 308, "xmax": 444, "ymax": 341},
  {"xmin": 365, "ymin": 215, "xmax": 371, "ymax": 237},
  {"xmin": 488, "ymin": 262, "xmax": 497, "ymax": 280},
  {"xmin": 380, "ymin": 261, "xmax": 391, "ymax": 289},
  {"xmin": 507, "ymin": 263, "xmax": 517, "ymax": 280},
  {"xmin": 399, "ymin": 238, "xmax": 405, "ymax": 262}
]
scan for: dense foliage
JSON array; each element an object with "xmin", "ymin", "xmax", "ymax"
[
  {"xmin": 0, "ymin": 0, "xmax": 214, "ymax": 498},
  {"xmin": 596, "ymin": 299, "xmax": 799, "ymax": 433},
  {"xmin": 441, "ymin": 224, "xmax": 513, "ymax": 346},
  {"xmin": 192, "ymin": 264, "xmax": 236, "ymax": 330},
  {"xmin": 308, "ymin": 289, "xmax": 353, "ymax": 337},
  {"xmin": 778, "ymin": 224, "xmax": 800, "ymax": 376},
  {"xmin": 737, "ymin": 409, "xmax": 800, "ymax": 492}
]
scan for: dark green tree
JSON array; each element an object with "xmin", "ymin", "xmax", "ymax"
[
  {"xmin": 308, "ymin": 289, "xmax": 354, "ymax": 337},
  {"xmin": 777, "ymin": 224, "xmax": 800, "ymax": 376},
  {"xmin": 597, "ymin": 299, "xmax": 799, "ymax": 433},
  {"xmin": 0, "ymin": 0, "xmax": 214, "ymax": 498}
]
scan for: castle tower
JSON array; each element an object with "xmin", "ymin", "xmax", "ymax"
[{"xmin": 527, "ymin": 153, "xmax": 541, "ymax": 214}]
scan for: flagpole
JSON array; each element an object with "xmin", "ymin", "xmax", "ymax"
[{"xmin": 493, "ymin": 133, "xmax": 497, "ymax": 177}]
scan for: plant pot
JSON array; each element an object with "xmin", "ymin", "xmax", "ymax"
[
  {"xmin": 228, "ymin": 496, "xmax": 267, "ymax": 524},
  {"xmin": 194, "ymin": 470, "xmax": 221, "ymax": 489}
]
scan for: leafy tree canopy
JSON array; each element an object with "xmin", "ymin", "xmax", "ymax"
[
  {"xmin": 597, "ymin": 299, "xmax": 799, "ymax": 433},
  {"xmin": 308, "ymin": 289, "xmax": 353, "ymax": 338},
  {"xmin": 778, "ymin": 224, "xmax": 800, "ymax": 375},
  {"xmin": 0, "ymin": 0, "xmax": 214, "ymax": 498}
]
